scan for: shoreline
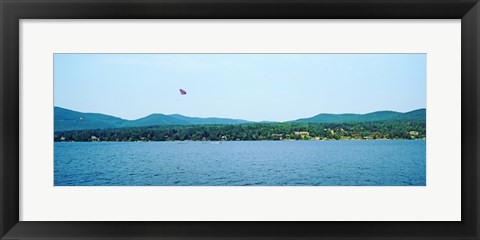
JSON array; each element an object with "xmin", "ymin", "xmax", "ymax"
[{"xmin": 54, "ymin": 138, "xmax": 426, "ymax": 143}]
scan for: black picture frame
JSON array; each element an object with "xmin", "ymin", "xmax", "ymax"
[{"xmin": 1, "ymin": 0, "xmax": 479, "ymax": 239}]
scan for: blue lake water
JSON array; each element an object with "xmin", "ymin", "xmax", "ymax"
[{"xmin": 54, "ymin": 140, "xmax": 426, "ymax": 186}]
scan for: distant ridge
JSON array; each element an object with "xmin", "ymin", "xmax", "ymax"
[
  {"xmin": 54, "ymin": 107, "xmax": 250, "ymax": 132},
  {"xmin": 54, "ymin": 107, "xmax": 128, "ymax": 132},
  {"xmin": 121, "ymin": 113, "xmax": 250, "ymax": 128},
  {"xmin": 54, "ymin": 107, "xmax": 426, "ymax": 132},
  {"xmin": 293, "ymin": 109, "xmax": 426, "ymax": 124}
]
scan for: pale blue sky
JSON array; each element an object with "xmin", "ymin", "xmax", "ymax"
[{"xmin": 54, "ymin": 54, "xmax": 426, "ymax": 122}]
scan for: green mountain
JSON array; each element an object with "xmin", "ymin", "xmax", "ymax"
[
  {"xmin": 54, "ymin": 107, "xmax": 249, "ymax": 132},
  {"xmin": 293, "ymin": 109, "xmax": 425, "ymax": 124},
  {"xmin": 121, "ymin": 113, "xmax": 250, "ymax": 128},
  {"xmin": 55, "ymin": 107, "xmax": 425, "ymax": 132},
  {"xmin": 395, "ymin": 109, "xmax": 426, "ymax": 121},
  {"xmin": 167, "ymin": 114, "xmax": 250, "ymax": 125},
  {"xmin": 54, "ymin": 107, "xmax": 128, "ymax": 131}
]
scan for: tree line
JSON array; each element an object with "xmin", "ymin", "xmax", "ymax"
[{"xmin": 54, "ymin": 121, "xmax": 426, "ymax": 142}]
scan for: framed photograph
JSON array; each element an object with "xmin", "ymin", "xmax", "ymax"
[{"xmin": 1, "ymin": 0, "xmax": 479, "ymax": 239}]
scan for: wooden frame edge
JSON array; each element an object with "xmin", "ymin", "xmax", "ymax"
[{"xmin": 1, "ymin": 0, "xmax": 479, "ymax": 239}]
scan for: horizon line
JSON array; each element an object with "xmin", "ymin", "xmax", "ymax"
[{"xmin": 54, "ymin": 106, "xmax": 426, "ymax": 123}]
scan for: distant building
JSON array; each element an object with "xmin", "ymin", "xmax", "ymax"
[
  {"xmin": 271, "ymin": 134, "xmax": 283, "ymax": 140},
  {"xmin": 294, "ymin": 131, "xmax": 310, "ymax": 140},
  {"xmin": 409, "ymin": 131, "xmax": 419, "ymax": 136},
  {"xmin": 60, "ymin": 136, "xmax": 66, "ymax": 141},
  {"xmin": 294, "ymin": 131, "xmax": 309, "ymax": 136},
  {"xmin": 91, "ymin": 135, "xmax": 100, "ymax": 141}
]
